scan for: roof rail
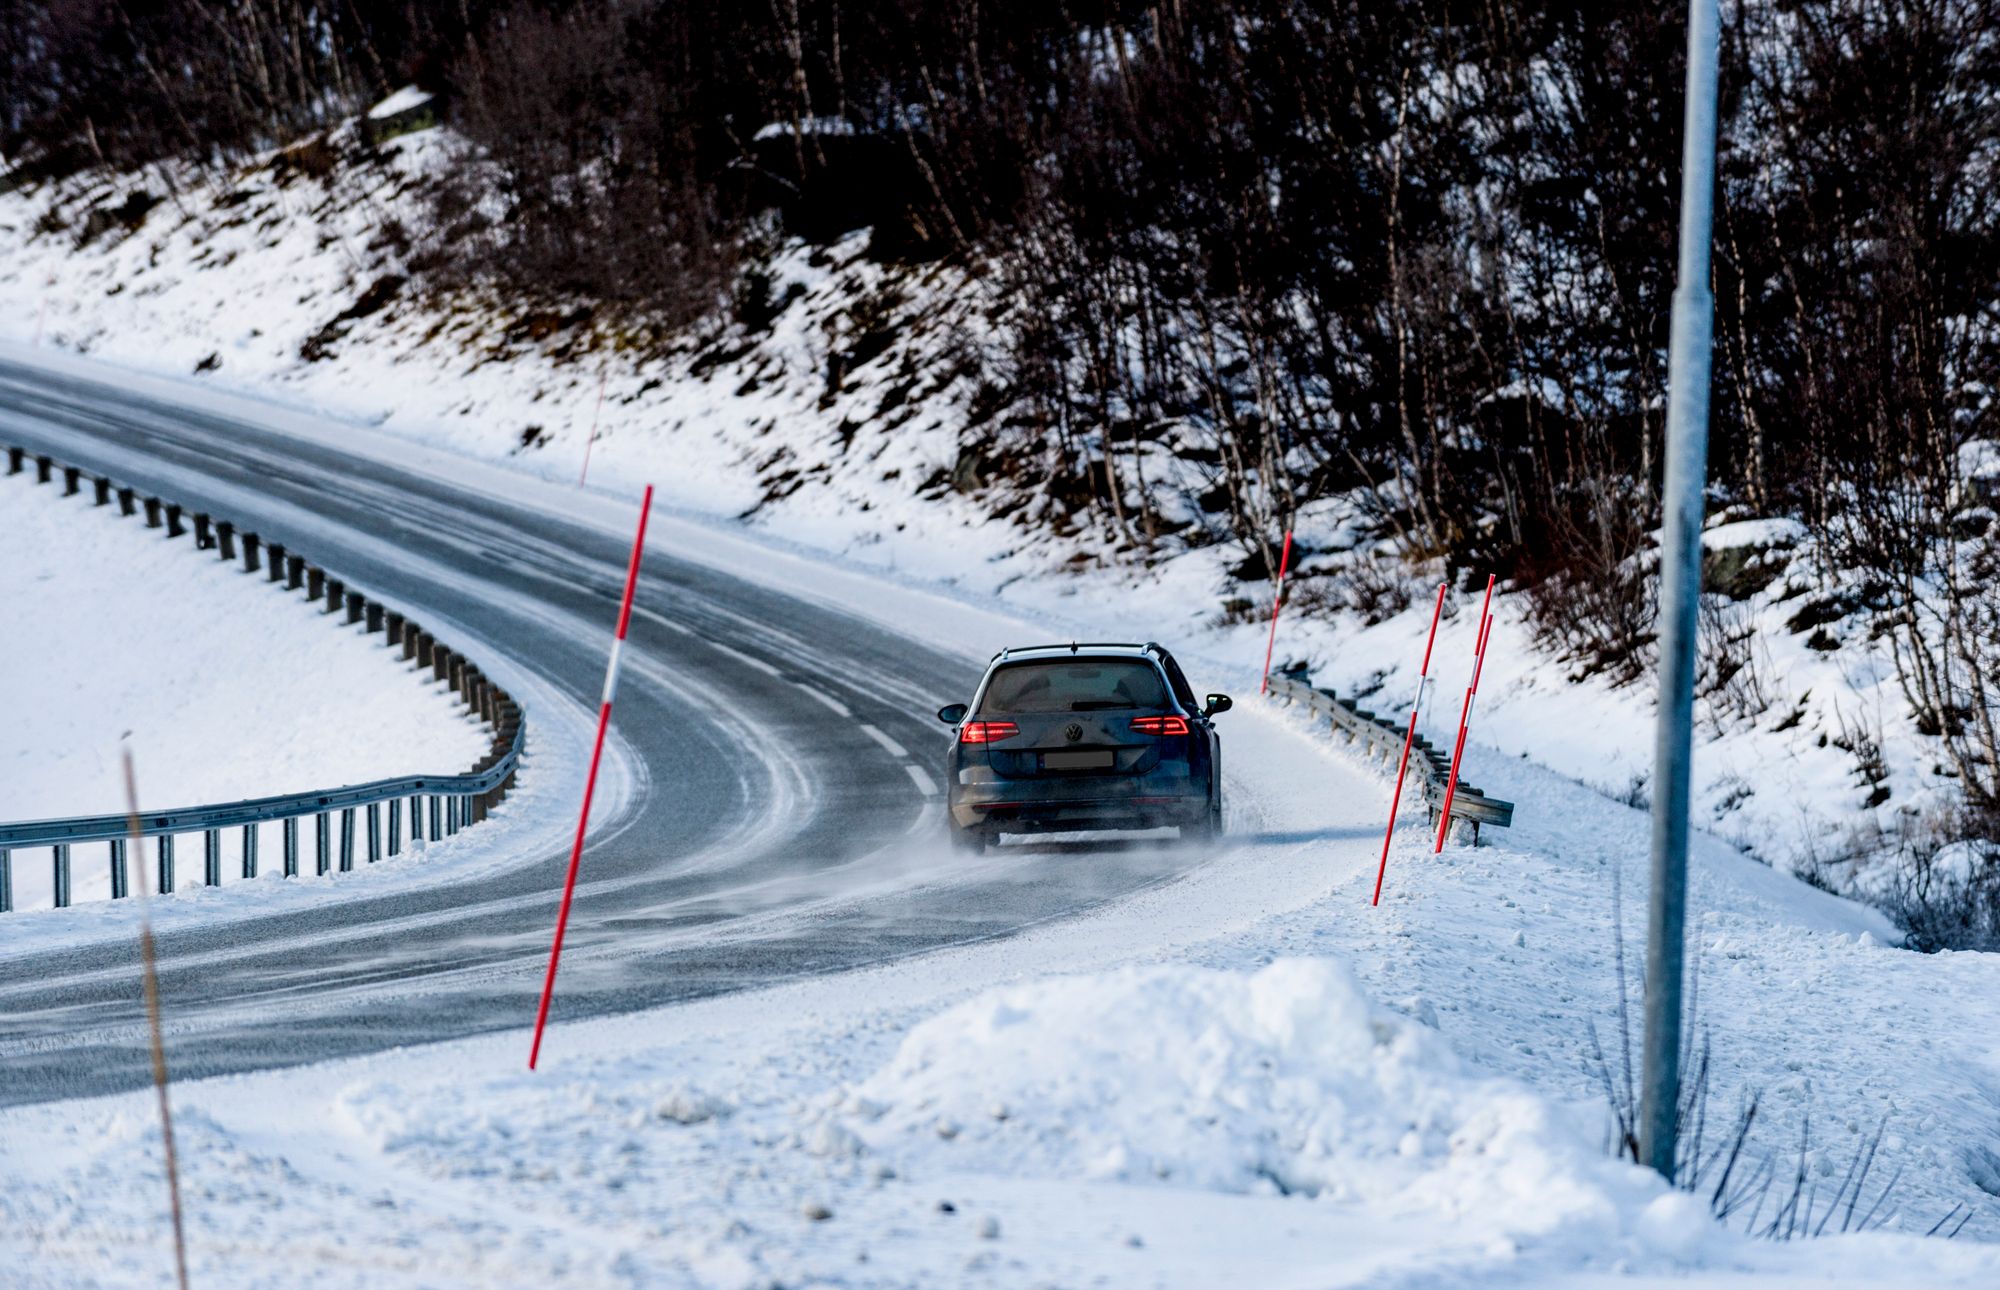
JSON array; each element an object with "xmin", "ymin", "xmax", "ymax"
[{"xmin": 987, "ymin": 641, "xmax": 1153, "ymax": 660}]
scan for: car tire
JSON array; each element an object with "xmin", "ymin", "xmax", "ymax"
[{"xmin": 949, "ymin": 821, "xmax": 988, "ymax": 854}]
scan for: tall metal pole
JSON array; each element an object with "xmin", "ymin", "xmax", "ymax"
[{"xmin": 1640, "ymin": 0, "xmax": 1721, "ymax": 1181}]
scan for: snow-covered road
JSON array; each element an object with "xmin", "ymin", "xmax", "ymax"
[{"xmin": 0, "ymin": 348, "xmax": 1271, "ymax": 1102}]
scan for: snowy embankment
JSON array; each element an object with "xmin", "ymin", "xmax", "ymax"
[
  {"xmin": 5, "ymin": 690, "xmax": 1999, "ymax": 1285},
  {"xmin": 0, "ymin": 463, "xmax": 488, "ymax": 908}
]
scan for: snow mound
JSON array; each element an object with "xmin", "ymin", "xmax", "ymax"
[
  {"xmin": 366, "ymin": 85, "xmax": 433, "ymax": 120},
  {"xmin": 848, "ymin": 958, "xmax": 1649, "ymax": 1235}
]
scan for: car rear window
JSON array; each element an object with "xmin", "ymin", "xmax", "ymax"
[{"xmin": 980, "ymin": 659, "xmax": 1170, "ymax": 713}]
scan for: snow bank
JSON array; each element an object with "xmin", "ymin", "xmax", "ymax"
[
  {"xmin": 0, "ymin": 467, "xmax": 488, "ymax": 906},
  {"xmin": 847, "ymin": 958, "xmax": 1644, "ymax": 1235}
]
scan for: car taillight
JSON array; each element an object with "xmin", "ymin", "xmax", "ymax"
[
  {"xmin": 960, "ymin": 720, "xmax": 1019, "ymax": 744},
  {"xmin": 1130, "ymin": 715, "xmax": 1190, "ymax": 737}
]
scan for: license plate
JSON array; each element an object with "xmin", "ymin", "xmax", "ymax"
[{"xmin": 1042, "ymin": 750, "xmax": 1114, "ymax": 770}]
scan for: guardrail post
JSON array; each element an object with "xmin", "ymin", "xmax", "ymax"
[
  {"xmin": 428, "ymin": 795, "xmax": 442, "ymax": 841},
  {"xmin": 267, "ymin": 543, "xmax": 287, "ymax": 582},
  {"xmin": 204, "ymin": 828, "xmax": 221, "ymax": 885},
  {"xmin": 110, "ymin": 838, "xmax": 128, "ymax": 898},
  {"xmin": 435, "ymin": 646, "xmax": 452, "ymax": 684},
  {"xmin": 158, "ymin": 834, "xmax": 175, "ymax": 893},
  {"xmin": 366, "ymin": 602, "xmax": 384, "ymax": 634},
  {"xmin": 243, "ymin": 532, "xmax": 261, "ymax": 573},
  {"xmin": 144, "ymin": 496, "xmax": 162, "ymax": 528},
  {"xmin": 366, "ymin": 804, "xmax": 382, "ymax": 862},
  {"xmin": 307, "ymin": 566, "xmax": 325, "ymax": 602},
  {"xmin": 53, "ymin": 845, "xmax": 71, "ymax": 907},
  {"xmin": 324, "ymin": 577, "xmax": 343, "ymax": 614},
  {"xmin": 4, "ymin": 446, "xmax": 21, "ymax": 474},
  {"xmin": 61, "ymin": 465, "xmax": 79, "ymax": 496},
  {"xmin": 387, "ymin": 612, "xmax": 405, "ymax": 648},
  {"xmin": 410, "ymin": 793, "xmax": 426, "ymax": 843},
  {"xmin": 282, "ymin": 817, "xmax": 299, "ymax": 877},
  {"xmin": 118, "ymin": 486, "xmax": 136, "ymax": 516},
  {"xmin": 288, "ymin": 555, "xmax": 305, "ymax": 590},
  {"xmin": 315, "ymin": 813, "xmax": 331, "ymax": 875},
  {"xmin": 35, "ymin": 454, "xmax": 52, "ymax": 483},
  {"xmin": 388, "ymin": 798, "xmax": 403, "ymax": 855},
  {"xmin": 217, "ymin": 521, "xmax": 236, "ymax": 560},
  {"xmin": 345, "ymin": 591, "xmax": 364, "ymax": 625},
  {"xmin": 242, "ymin": 824, "xmax": 258, "ymax": 878},
  {"xmin": 193, "ymin": 513, "xmax": 213, "ymax": 548},
  {"xmin": 165, "ymin": 504, "xmax": 184, "ymax": 538},
  {"xmin": 93, "ymin": 476, "xmax": 111, "ymax": 506},
  {"xmin": 0, "ymin": 849, "xmax": 10, "ymax": 912},
  {"xmin": 415, "ymin": 632, "xmax": 432, "ymax": 667},
  {"xmin": 338, "ymin": 808, "xmax": 356, "ymax": 871}
]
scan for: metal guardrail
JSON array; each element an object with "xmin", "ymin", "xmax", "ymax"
[
  {"xmin": 1265, "ymin": 673, "xmax": 1515, "ymax": 842},
  {"xmin": 0, "ymin": 444, "xmax": 525, "ymax": 912}
]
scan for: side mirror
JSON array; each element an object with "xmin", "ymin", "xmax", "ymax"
[
  {"xmin": 1204, "ymin": 694, "xmax": 1233, "ymax": 717},
  {"xmin": 937, "ymin": 703, "xmax": 968, "ymax": 725}
]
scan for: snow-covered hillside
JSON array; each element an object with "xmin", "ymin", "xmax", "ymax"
[{"xmin": 0, "ymin": 118, "xmax": 1963, "ymax": 915}]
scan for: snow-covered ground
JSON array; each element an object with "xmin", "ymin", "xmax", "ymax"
[
  {"xmin": 0, "ymin": 463, "xmax": 489, "ymax": 909},
  {"xmin": 5, "ymin": 123, "xmax": 2000, "ymax": 1284},
  {"xmin": 6, "ymin": 686, "xmax": 1999, "ymax": 1286}
]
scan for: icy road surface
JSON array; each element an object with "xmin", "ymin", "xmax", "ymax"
[{"xmin": 0, "ymin": 351, "xmax": 1258, "ymax": 1105}]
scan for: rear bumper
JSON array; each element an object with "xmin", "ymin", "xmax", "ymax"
[{"xmin": 948, "ymin": 773, "xmax": 1209, "ymax": 833}]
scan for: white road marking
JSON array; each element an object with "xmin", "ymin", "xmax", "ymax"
[
  {"xmin": 859, "ymin": 723, "xmax": 909, "ymax": 757},
  {"xmin": 733, "ymin": 652, "xmax": 783, "ymax": 678},
  {"xmin": 800, "ymin": 689, "xmax": 852, "ymax": 717},
  {"xmin": 633, "ymin": 606, "xmax": 694, "ymax": 636},
  {"xmin": 902, "ymin": 764, "xmax": 938, "ymax": 796}
]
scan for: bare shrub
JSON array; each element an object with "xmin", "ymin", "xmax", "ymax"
[
  {"xmin": 1286, "ymin": 558, "xmax": 1416, "ymax": 627},
  {"xmin": 1698, "ymin": 594, "xmax": 1775, "ymax": 735},
  {"xmin": 1589, "ymin": 871, "xmax": 1935, "ymax": 1238},
  {"xmin": 1522, "ymin": 488, "xmax": 1657, "ymax": 687},
  {"xmin": 1885, "ymin": 805, "xmax": 2000, "ymax": 953}
]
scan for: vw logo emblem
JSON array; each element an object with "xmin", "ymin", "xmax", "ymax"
[{"xmin": 1064, "ymin": 723, "xmax": 1083, "ymax": 743}]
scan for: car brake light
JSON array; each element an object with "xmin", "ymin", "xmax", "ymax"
[
  {"xmin": 960, "ymin": 720, "xmax": 1019, "ymax": 744},
  {"xmin": 1130, "ymin": 715, "xmax": 1190, "ymax": 737}
]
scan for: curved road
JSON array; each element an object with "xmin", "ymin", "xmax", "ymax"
[{"xmin": 0, "ymin": 354, "xmax": 1208, "ymax": 1106}]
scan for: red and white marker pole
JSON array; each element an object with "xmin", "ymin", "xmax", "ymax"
[
  {"xmin": 1258, "ymin": 529, "xmax": 1295, "ymax": 696},
  {"xmin": 1372, "ymin": 580, "xmax": 1447, "ymax": 905},
  {"xmin": 529, "ymin": 484, "xmax": 653, "ymax": 1070},
  {"xmin": 1434, "ymin": 575, "xmax": 1497, "ymax": 852}
]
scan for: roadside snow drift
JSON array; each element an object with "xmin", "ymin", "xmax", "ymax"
[
  {"xmin": 0, "ymin": 466, "xmax": 489, "ymax": 907},
  {"xmin": 847, "ymin": 958, "xmax": 1633, "ymax": 1226}
]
